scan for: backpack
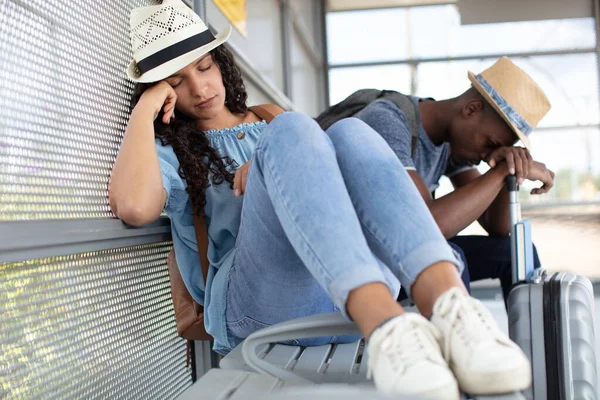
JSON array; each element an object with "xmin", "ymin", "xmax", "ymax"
[{"xmin": 315, "ymin": 89, "xmax": 420, "ymax": 156}]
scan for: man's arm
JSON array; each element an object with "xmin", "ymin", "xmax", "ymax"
[
  {"xmin": 463, "ymin": 147, "xmax": 555, "ymax": 237},
  {"xmin": 354, "ymin": 100, "xmax": 553, "ymax": 237},
  {"xmin": 414, "ymin": 148, "xmax": 555, "ymax": 239},
  {"xmin": 354, "ymin": 100, "xmax": 514, "ymax": 237},
  {"xmin": 450, "ymin": 169, "xmax": 510, "ymax": 237},
  {"xmin": 408, "ymin": 165, "xmax": 510, "ymax": 239}
]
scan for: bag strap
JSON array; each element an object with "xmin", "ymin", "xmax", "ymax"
[
  {"xmin": 380, "ymin": 91, "xmax": 420, "ymax": 157},
  {"xmin": 193, "ymin": 104, "xmax": 285, "ymax": 284},
  {"xmin": 249, "ymin": 104, "xmax": 285, "ymax": 123}
]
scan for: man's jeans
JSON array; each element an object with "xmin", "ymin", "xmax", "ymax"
[
  {"xmin": 450, "ymin": 235, "xmax": 541, "ymax": 306},
  {"xmin": 225, "ymin": 113, "xmax": 463, "ymax": 349}
]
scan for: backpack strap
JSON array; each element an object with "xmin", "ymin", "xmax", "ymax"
[
  {"xmin": 194, "ymin": 103, "xmax": 285, "ymax": 284},
  {"xmin": 380, "ymin": 91, "xmax": 420, "ymax": 157}
]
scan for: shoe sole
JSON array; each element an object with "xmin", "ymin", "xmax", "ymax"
[{"xmin": 454, "ymin": 362, "xmax": 532, "ymax": 394}]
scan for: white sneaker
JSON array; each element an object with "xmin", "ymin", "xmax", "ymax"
[
  {"xmin": 367, "ymin": 313, "xmax": 459, "ymax": 400},
  {"xmin": 430, "ymin": 288, "xmax": 532, "ymax": 395}
]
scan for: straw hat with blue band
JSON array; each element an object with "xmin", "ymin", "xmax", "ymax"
[
  {"xmin": 126, "ymin": 0, "xmax": 232, "ymax": 83},
  {"xmin": 468, "ymin": 57, "xmax": 551, "ymax": 152}
]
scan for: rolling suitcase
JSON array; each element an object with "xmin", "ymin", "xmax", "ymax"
[{"xmin": 506, "ymin": 175, "xmax": 598, "ymax": 399}]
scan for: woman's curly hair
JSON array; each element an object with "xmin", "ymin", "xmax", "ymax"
[{"xmin": 130, "ymin": 45, "xmax": 248, "ymax": 216}]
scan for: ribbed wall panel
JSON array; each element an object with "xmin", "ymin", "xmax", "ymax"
[
  {"xmin": 0, "ymin": 0, "xmax": 158, "ymax": 220},
  {"xmin": 0, "ymin": 242, "xmax": 192, "ymax": 400}
]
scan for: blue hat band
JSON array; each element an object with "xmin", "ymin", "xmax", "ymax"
[{"xmin": 475, "ymin": 74, "xmax": 533, "ymax": 136}]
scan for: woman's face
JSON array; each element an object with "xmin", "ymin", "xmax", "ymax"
[{"xmin": 164, "ymin": 53, "xmax": 226, "ymax": 121}]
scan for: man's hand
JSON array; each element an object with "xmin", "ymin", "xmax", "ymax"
[
  {"xmin": 527, "ymin": 161, "xmax": 555, "ymax": 194},
  {"xmin": 487, "ymin": 147, "xmax": 554, "ymax": 194},
  {"xmin": 233, "ymin": 160, "xmax": 251, "ymax": 196},
  {"xmin": 486, "ymin": 146, "xmax": 533, "ymax": 184}
]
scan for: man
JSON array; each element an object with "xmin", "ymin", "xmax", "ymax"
[{"xmin": 319, "ymin": 57, "xmax": 554, "ymax": 304}]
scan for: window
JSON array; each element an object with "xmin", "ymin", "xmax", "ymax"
[
  {"xmin": 326, "ymin": 5, "xmax": 600, "ymax": 278},
  {"xmin": 414, "ymin": 54, "xmax": 600, "ymax": 127},
  {"xmin": 327, "ymin": 6, "xmax": 596, "ymax": 64},
  {"xmin": 410, "ymin": 6, "xmax": 596, "ymax": 59},
  {"xmin": 329, "ymin": 64, "xmax": 411, "ymax": 105},
  {"xmin": 327, "ymin": 8, "xmax": 409, "ymax": 65}
]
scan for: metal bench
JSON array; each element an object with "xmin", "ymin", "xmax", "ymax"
[
  {"xmin": 179, "ymin": 368, "xmax": 525, "ymax": 400},
  {"xmin": 219, "ymin": 312, "xmax": 525, "ymax": 399},
  {"xmin": 177, "ymin": 368, "xmax": 411, "ymax": 400}
]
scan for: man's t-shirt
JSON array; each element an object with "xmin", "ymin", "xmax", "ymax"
[{"xmin": 354, "ymin": 97, "xmax": 474, "ymax": 193}]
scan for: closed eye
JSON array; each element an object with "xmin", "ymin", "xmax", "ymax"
[
  {"xmin": 487, "ymin": 138, "xmax": 500, "ymax": 149},
  {"xmin": 198, "ymin": 63, "xmax": 212, "ymax": 72}
]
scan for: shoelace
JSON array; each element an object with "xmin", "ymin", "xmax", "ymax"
[
  {"xmin": 367, "ymin": 315, "xmax": 442, "ymax": 379},
  {"xmin": 434, "ymin": 288, "xmax": 500, "ymax": 362}
]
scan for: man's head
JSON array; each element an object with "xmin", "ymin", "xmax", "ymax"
[
  {"xmin": 447, "ymin": 88, "xmax": 517, "ymax": 166},
  {"xmin": 447, "ymin": 57, "xmax": 551, "ymax": 166}
]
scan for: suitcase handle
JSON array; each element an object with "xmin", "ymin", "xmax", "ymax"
[
  {"xmin": 506, "ymin": 175, "xmax": 522, "ymax": 283},
  {"xmin": 506, "ymin": 175, "xmax": 518, "ymax": 192},
  {"xmin": 507, "ymin": 175, "xmax": 521, "ymax": 226},
  {"xmin": 507, "ymin": 175, "xmax": 538, "ymax": 283}
]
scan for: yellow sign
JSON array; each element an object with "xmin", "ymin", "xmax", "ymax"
[{"xmin": 213, "ymin": 0, "xmax": 247, "ymax": 37}]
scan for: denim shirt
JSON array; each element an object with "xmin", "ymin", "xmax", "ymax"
[{"xmin": 156, "ymin": 120, "xmax": 268, "ymax": 353}]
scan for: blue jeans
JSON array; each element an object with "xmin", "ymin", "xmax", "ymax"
[
  {"xmin": 225, "ymin": 113, "xmax": 463, "ymax": 349},
  {"xmin": 449, "ymin": 235, "xmax": 541, "ymax": 306},
  {"xmin": 398, "ymin": 241, "xmax": 470, "ymax": 303}
]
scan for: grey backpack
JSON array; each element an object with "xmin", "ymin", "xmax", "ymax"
[{"xmin": 315, "ymin": 89, "xmax": 420, "ymax": 156}]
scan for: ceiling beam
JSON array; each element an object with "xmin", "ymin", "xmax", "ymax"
[{"xmin": 326, "ymin": 0, "xmax": 456, "ymax": 12}]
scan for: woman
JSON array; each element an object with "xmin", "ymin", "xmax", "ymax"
[{"xmin": 109, "ymin": 1, "xmax": 531, "ymax": 398}]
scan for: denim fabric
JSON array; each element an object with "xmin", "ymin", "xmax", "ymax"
[
  {"xmin": 448, "ymin": 242, "xmax": 471, "ymax": 293},
  {"xmin": 225, "ymin": 113, "xmax": 463, "ymax": 352},
  {"xmin": 155, "ymin": 121, "xmax": 268, "ymax": 354},
  {"xmin": 354, "ymin": 98, "xmax": 474, "ymax": 193},
  {"xmin": 449, "ymin": 235, "xmax": 541, "ymax": 307},
  {"xmin": 398, "ymin": 241, "xmax": 471, "ymax": 303}
]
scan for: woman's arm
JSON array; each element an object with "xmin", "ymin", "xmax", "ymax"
[{"xmin": 109, "ymin": 82, "xmax": 177, "ymax": 226}]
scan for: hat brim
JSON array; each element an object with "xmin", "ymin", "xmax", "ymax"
[
  {"xmin": 126, "ymin": 25, "xmax": 232, "ymax": 83},
  {"xmin": 468, "ymin": 71, "xmax": 532, "ymax": 152}
]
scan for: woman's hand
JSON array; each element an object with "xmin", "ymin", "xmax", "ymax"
[
  {"xmin": 136, "ymin": 81, "xmax": 178, "ymax": 124},
  {"xmin": 233, "ymin": 160, "xmax": 251, "ymax": 196}
]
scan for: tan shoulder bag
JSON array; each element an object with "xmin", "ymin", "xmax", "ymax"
[{"xmin": 166, "ymin": 104, "xmax": 284, "ymax": 340}]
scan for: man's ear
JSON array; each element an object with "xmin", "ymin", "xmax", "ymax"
[{"xmin": 462, "ymin": 98, "xmax": 484, "ymax": 119}]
